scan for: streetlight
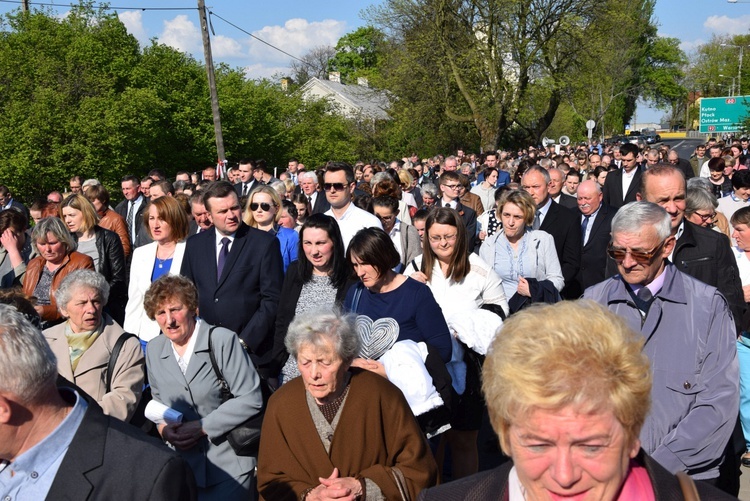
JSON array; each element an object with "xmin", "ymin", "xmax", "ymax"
[
  {"xmin": 719, "ymin": 74, "xmax": 736, "ymax": 96},
  {"xmin": 721, "ymin": 43, "xmax": 750, "ymax": 95}
]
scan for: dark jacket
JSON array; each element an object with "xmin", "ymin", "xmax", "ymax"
[
  {"xmin": 48, "ymin": 389, "xmax": 197, "ymax": 500},
  {"xmin": 539, "ymin": 200, "xmax": 581, "ymax": 299},
  {"xmin": 418, "ymin": 450, "xmax": 736, "ymax": 500},
  {"xmin": 270, "ymin": 259, "xmax": 356, "ymax": 377},
  {"xmin": 602, "ymin": 166, "xmax": 643, "ymax": 209},
  {"xmin": 114, "ymin": 196, "xmax": 150, "ymax": 249},
  {"xmin": 673, "ymin": 221, "xmax": 746, "ymax": 332},
  {"xmin": 578, "ymin": 204, "xmax": 616, "ymax": 291},
  {"xmin": 73, "ymin": 226, "xmax": 127, "ymax": 324}
]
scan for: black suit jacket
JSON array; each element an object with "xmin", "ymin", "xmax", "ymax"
[
  {"xmin": 437, "ymin": 199, "xmax": 477, "ymax": 249},
  {"xmin": 539, "ymin": 200, "xmax": 581, "ymax": 298},
  {"xmin": 233, "ymin": 180, "xmax": 259, "ymax": 199},
  {"xmin": 578, "ymin": 204, "xmax": 616, "ymax": 291},
  {"xmin": 677, "ymin": 157, "xmax": 695, "ymax": 180},
  {"xmin": 673, "ymin": 221, "xmax": 745, "ymax": 331},
  {"xmin": 114, "ymin": 196, "xmax": 150, "ymax": 249},
  {"xmin": 602, "ymin": 167, "xmax": 643, "ymax": 209},
  {"xmin": 48, "ymin": 391, "xmax": 196, "ymax": 500},
  {"xmin": 418, "ymin": 450, "xmax": 735, "ymax": 500},
  {"xmin": 310, "ymin": 191, "xmax": 331, "ymax": 215},
  {"xmin": 181, "ymin": 223, "xmax": 284, "ymax": 375},
  {"xmin": 556, "ymin": 193, "xmax": 578, "ymax": 210}
]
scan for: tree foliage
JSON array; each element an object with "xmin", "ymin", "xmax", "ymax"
[
  {"xmin": 0, "ymin": 5, "xmax": 364, "ymax": 202},
  {"xmin": 328, "ymin": 26, "xmax": 386, "ymax": 86}
]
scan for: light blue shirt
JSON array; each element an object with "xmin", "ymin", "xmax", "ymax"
[{"xmin": 0, "ymin": 389, "xmax": 87, "ymax": 501}]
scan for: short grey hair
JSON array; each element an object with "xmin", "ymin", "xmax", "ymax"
[
  {"xmin": 611, "ymin": 201, "xmax": 671, "ymax": 242},
  {"xmin": 687, "ymin": 176, "xmax": 712, "ymax": 193},
  {"xmin": 54, "ymin": 269, "xmax": 110, "ymax": 309},
  {"xmin": 285, "ymin": 309, "xmax": 361, "ymax": 364},
  {"xmin": 522, "ymin": 165, "xmax": 551, "ymax": 184},
  {"xmin": 0, "ymin": 304, "xmax": 58, "ymax": 403},
  {"xmin": 82, "ymin": 178, "xmax": 101, "ymax": 189},
  {"xmin": 269, "ymin": 181, "xmax": 286, "ymax": 199},
  {"xmin": 685, "ymin": 187, "xmax": 718, "ymax": 216},
  {"xmin": 31, "ymin": 217, "xmax": 77, "ymax": 253},
  {"xmin": 421, "ymin": 183, "xmax": 439, "ymax": 199},
  {"xmin": 298, "ymin": 171, "xmax": 318, "ymax": 183},
  {"xmin": 370, "ymin": 171, "xmax": 392, "ymax": 188}
]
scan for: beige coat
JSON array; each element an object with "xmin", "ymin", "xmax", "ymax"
[{"xmin": 44, "ymin": 315, "xmax": 145, "ymax": 422}]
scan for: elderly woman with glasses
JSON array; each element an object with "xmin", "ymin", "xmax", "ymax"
[
  {"xmin": 243, "ymin": 185, "xmax": 298, "ymax": 273},
  {"xmin": 44, "ymin": 269, "xmax": 144, "ymax": 422},
  {"xmin": 23, "ymin": 217, "xmax": 95, "ymax": 328},
  {"xmin": 258, "ymin": 309, "xmax": 437, "ymax": 500}
]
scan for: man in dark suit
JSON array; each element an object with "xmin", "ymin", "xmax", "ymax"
[
  {"xmin": 521, "ymin": 166, "xmax": 581, "ymax": 298},
  {"xmin": 602, "ymin": 142, "xmax": 642, "ymax": 209},
  {"xmin": 576, "ymin": 180, "xmax": 616, "ymax": 290},
  {"xmin": 299, "ymin": 171, "xmax": 330, "ymax": 215},
  {"xmin": 548, "ymin": 168, "xmax": 578, "ymax": 209},
  {"xmin": 233, "ymin": 158, "xmax": 259, "ymax": 199},
  {"xmin": 181, "ymin": 181, "xmax": 283, "ymax": 378},
  {"xmin": 114, "ymin": 174, "xmax": 150, "ymax": 249},
  {"xmin": 0, "ymin": 185, "xmax": 29, "ymax": 221},
  {"xmin": 188, "ymin": 191, "xmax": 212, "ymax": 236},
  {"xmin": 666, "ymin": 149, "xmax": 695, "ymax": 180},
  {"xmin": 437, "ymin": 171, "xmax": 477, "ymax": 249},
  {"xmin": 0, "ymin": 305, "xmax": 196, "ymax": 500}
]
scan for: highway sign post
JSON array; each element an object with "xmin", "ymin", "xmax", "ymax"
[{"xmin": 699, "ymin": 96, "xmax": 750, "ymax": 133}]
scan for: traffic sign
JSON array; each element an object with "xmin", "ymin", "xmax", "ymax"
[{"xmin": 699, "ymin": 96, "xmax": 750, "ymax": 133}]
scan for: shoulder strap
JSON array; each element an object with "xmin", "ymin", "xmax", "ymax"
[
  {"xmin": 107, "ymin": 332, "xmax": 138, "ymax": 393},
  {"xmin": 207, "ymin": 326, "xmax": 232, "ymax": 397},
  {"xmin": 675, "ymin": 471, "xmax": 700, "ymax": 501}
]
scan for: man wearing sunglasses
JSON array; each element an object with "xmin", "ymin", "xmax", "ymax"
[
  {"xmin": 584, "ymin": 201, "xmax": 738, "ymax": 489},
  {"xmin": 323, "ymin": 162, "xmax": 382, "ymax": 249}
]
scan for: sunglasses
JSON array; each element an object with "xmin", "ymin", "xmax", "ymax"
[
  {"xmin": 324, "ymin": 182, "xmax": 348, "ymax": 192},
  {"xmin": 249, "ymin": 202, "xmax": 275, "ymax": 212},
  {"xmin": 607, "ymin": 240, "xmax": 667, "ymax": 265}
]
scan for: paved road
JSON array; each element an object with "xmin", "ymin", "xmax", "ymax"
[{"xmin": 663, "ymin": 137, "xmax": 702, "ymax": 160}]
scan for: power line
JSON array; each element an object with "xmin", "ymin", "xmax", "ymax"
[
  {"xmin": 0, "ymin": 0, "xmax": 196, "ymax": 11},
  {"xmin": 207, "ymin": 10, "xmax": 313, "ymax": 68}
]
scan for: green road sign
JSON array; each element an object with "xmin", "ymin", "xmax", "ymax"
[{"xmin": 699, "ymin": 96, "xmax": 750, "ymax": 133}]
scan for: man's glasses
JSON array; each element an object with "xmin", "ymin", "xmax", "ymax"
[
  {"xmin": 249, "ymin": 202, "xmax": 275, "ymax": 212},
  {"xmin": 442, "ymin": 184, "xmax": 461, "ymax": 190},
  {"xmin": 607, "ymin": 240, "xmax": 667, "ymax": 265},
  {"xmin": 324, "ymin": 183, "xmax": 347, "ymax": 192}
]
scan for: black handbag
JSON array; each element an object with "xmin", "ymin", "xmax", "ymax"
[
  {"xmin": 108, "ymin": 332, "xmax": 153, "ymax": 433},
  {"xmin": 207, "ymin": 326, "xmax": 268, "ymax": 457}
]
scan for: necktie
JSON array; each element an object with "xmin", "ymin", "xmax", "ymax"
[
  {"xmin": 532, "ymin": 210, "xmax": 541, "ymax": 230},
  {"xmin": 242, "ymin": 184, "xmax": 248, "ymax": 196},
  {"xmin": 217, "ymin": 237, "xmax": 230, "ymax": 280},
  {"xmin": 126, "ymin": 201, "xmax": 135, "ymax": 241},
  {"xmin": 636, "ymin": 287, "xmax": 654, "ymax": 315},
  {"xmin": 307, "ymin": 195, "xmax": 312, "ymax": 205},
  {"xmin": 581, "ymin": 215, "xmax": 590, "ymax": 244}
]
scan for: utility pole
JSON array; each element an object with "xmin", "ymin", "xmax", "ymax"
[
  {"xmin": 197, "ymin": 0, "xmax": 225, "ymax": 166},
  {"xmin": 22, "ymin": 0, "xmax": 29, "ymax": 11}
]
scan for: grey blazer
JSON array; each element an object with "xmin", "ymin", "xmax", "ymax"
[
  {"xmin": 146, "ymin": 321, "xmax": 263, "ymax": 488},
  {"xmin": 399, "ymin": 222, "xmax": 422, "ymax": 267}
]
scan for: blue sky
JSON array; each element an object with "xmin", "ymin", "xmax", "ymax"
[{"xmin": 2, "ymin": 0, "xmax": 749, "ymax": 123}]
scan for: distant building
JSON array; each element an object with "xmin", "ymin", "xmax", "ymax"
[{"xmin": 298, "ymin": 75, "xmax": 390, "ymax": 121}]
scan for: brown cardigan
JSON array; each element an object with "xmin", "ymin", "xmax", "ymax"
[
  {"xmin": 23, "ymin": 251, "xmax": 95, "ymax": 323},
  {"xmin": 258, "ymin": 369, "xmax": 437, "ymax": 500}
]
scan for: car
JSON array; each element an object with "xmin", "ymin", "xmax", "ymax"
[
  {"xmin": 644, "ymin": 131, "xmax": 661, "ymax": 144},
  {"xmin": 628, "ymin": 135, "xmax": 647, "ymax": 149}
]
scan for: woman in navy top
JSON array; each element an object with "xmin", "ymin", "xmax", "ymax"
[{"xmin": 343, "ymin": 227, "xmax": 452, "ymax": 363}]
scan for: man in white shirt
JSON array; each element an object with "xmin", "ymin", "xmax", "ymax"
[{"xmin": 324, "ymin": 162, "xmax": 382, "ymax": 249}]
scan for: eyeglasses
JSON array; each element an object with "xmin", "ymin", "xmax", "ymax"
[
  {"xmin": 442, "ymin": 184, "xmax": 461, "ymax": 190},
  {"xmin": 249, "ymin": 202, "xmax": 275, "ymax": 212},
  {"xmin": 324, "ymin": 183, "xmax": 347, "ymax": 192},
  {"xmin": 607, "ymin": 240, "xmax": 667, "ymax": 265},
  {"xmin": 429, "ymin": 234, "xmax": 458, "ymax": 243},
  {"xmin": 693, "ymin": 211, "xmax": 715, "ymax": 222},
  {"xmin": 376, "ymin": 214, "xmax": 396, "ymax": 222}
]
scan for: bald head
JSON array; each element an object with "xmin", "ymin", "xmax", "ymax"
[{"xmin": 577, "ymin": 180, "xmax": 602, "ymax": 216}]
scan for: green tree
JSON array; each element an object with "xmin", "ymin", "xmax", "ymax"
[{"xmin": 328, "ymin": 26, "xmax": 386, "ymax": 85}]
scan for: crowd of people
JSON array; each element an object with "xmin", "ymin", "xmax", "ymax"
[{"xmin": 0, "ymin": 137, "xmax": 749, "ymax": 499}]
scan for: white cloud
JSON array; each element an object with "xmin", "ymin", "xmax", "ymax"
[
  {"xmin": 159, "ymin": 15, "xmax": 202, "ymax": 54},
  {"xmin": 212, "ymin": 35, "xmax": 244, "ymax": 59},
  {"xmin": 679, "ymin": 38, "xmax": 705, "ymax": 54},
  {"xmin": 243, "ymin": 63, "xmax": 292, "ymax": 81},
  {"xmin": 703, "ymin": 15, "xmax": 750, "ymax": 36},
  {"xmin": 119, "ymin": 11, "xmax": 147, "ymax": 44},
  {"xmin": 247, "ymin": 18, "xmax": 346, "ymax": 64}
]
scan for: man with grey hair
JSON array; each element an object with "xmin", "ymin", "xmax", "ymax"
[
  {"xmin": 584, "ymin": 201, "xmax": 738, "ymax": 485},
  {"xmin": 576, "ymin": 180, "xmax": 615, "ymax": 290},
  {"xmin": 548, "ymin": 168, "xmax": 577, "ymax": 209},
  {"xmin": 0, "ymin": 304, "xmax": 196, "ymax": 499},
  {"xmin": 298, "ymin": 171, "xmax": 329, "ymax": 214}
]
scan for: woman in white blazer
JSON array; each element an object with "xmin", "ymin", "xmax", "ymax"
[{"xmin": 124, "ymin": 197, "xmax": 189, "ymax": 348}]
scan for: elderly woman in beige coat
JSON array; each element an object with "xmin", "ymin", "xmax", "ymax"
[{"xmin": 43, "ymin": 269, "xmax": 144, "ymax": 422}]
